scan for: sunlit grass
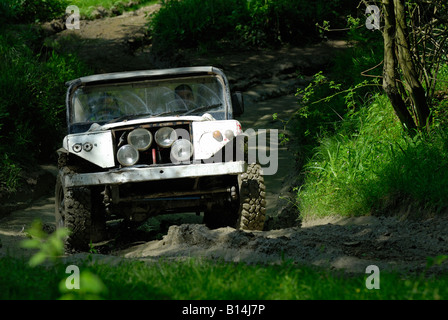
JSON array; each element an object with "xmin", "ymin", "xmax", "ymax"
[
  {"xmin": 70, "ymin": 0, "xmax": 159, "ymax": 18},
  {"xmin": 298, "ymin": 93, "xmax": 448, "ymax": 219},
  {"xmin": 1, "ymin": 256, "xmax": 448, "ymax": 300}
]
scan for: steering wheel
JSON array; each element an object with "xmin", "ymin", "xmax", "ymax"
[
  {"xmin": 87, "ymin": 92, "xmax": 149, "ymax": 121},
  {"xmin": 118, "ymin": 91, "xmax": 149, "ymax": 113},
  {"xmin": 91, "ymin": 104, "xmax": 123, "ymax": 121},
  {"xmin": 165, "ymin": 98, "xmax": 199, "ymax": 112}
]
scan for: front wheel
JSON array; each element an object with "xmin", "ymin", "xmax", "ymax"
[
  {"xmin": 203, "ymin": 163, "xmax": 266, "ymax": 231},
  {"xmin": 235, "ymin": 163, "xmax": 266, "ymax": 231},
  {"xmin": 55, "ymin": 173, "xmax": 106, "ymax": 252}
]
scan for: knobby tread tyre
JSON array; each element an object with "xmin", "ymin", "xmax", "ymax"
[
  {"xmin": 236, "ymin": 163, "xmax": 266, "ymax": 231},
  {"xmin": 64, "ymin": 186, "xmax": 92, "ymax": 252},
  {"xmin": 56, "ymin": 166, "xmax": 105, "ymax": 252}
]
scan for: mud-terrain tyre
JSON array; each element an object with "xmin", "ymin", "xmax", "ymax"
[
  {"xmin": 203, "ymin": 164, "xmax": 266, "ymax": 230},
  {"xmin": 235, "ymin": 163, "xmax": 266, "ymax": 231},
  {"xmin": 55, "ymin": 170, "xmax": 106, "ymax": 252}
]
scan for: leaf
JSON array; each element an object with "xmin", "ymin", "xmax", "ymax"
[
  {"xmin": 80, "ymin": 271, "xmax": 108, "ymax": 295},
  {"xmin": 427, "ymin": 255, "xmax": 448, "ymax": 268},
  {"xmin": 29, "ymin": 252, "xmax": 47, "ymax": 267},
  {"xmin": 26, "ymin": 220, "xmax": 46, "ymax": 239},
  {"xmin": 20, "ymin": 238, "xmax": 41, "ymax": 249}
]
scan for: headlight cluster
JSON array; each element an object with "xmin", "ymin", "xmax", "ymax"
[{"xmin": 117, "ymin": 127, "xmax": 193, "ymax": 166}]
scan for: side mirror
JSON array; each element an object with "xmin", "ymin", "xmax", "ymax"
[{"xmin": 231, "ymin": 91, "xmax": 244, "ymax": 117}]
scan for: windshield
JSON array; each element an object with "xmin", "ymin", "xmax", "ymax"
[{"xmin": 70, "ymin": 75, "xmax": 227, "ymax": 129}]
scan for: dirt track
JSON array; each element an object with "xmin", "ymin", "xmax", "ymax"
[
  {"xmin": 2, "ymin": 4, "xmax": 448, "ymax": 275},
  {"xmin": 119, "ymin": 214, "xmax": 448, "ymax": 274}
]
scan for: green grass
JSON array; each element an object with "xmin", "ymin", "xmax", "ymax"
[
  {"xmin": 298, "ymin": 93, "xmax": 448, "ymax": 219},
  {"xmin": 1, "ymin": 256, "xmax": 447, "ymax": 300},
  {"xmin": 289, "ymin": 17, "xmax": 448, "ymax": 220}
]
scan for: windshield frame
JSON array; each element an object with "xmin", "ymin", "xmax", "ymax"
[{"xmin": 65, "ymin": 67, "xmax": 233, "ymax": 134}]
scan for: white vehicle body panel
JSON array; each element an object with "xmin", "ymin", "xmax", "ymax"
[
  {"xmin": 64, "ymin": 161, "xmax": 247, "ymax": 188},
  {"xmin": 63, "ymin": 131, "xmax": 115, "ymax": 168}
]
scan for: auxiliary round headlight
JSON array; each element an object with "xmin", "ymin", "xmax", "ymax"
[
  {"xmin": 170, "ymin": 139, "xmax": 193, "ymax": 163},
  {"xmin": 117, "ymin": 144, "xmax": 139, "ymax": 166},
  {"xmin": 127, "ymin": 128, "xmax": 152, "ymax": 151},
  {"xmin": 154, "ymin": 127, "xmax": 177, "ymax": 148},
  {"xmin": 155, "ymin": 127, "xmax": 177, "ymax": 148}
]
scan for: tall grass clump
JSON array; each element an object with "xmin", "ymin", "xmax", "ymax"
[{"xmin": 298, "ymin": 94, "xmax": 448, "ymax": 218}]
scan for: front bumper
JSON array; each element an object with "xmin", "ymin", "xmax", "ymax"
[{"xmin": 63, "ymin": 161, "xmax": 247, "ymax": 188}]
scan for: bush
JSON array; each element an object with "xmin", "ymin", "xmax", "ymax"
[
  {"xmin": 148, "ymin": 0, "xmax": 248, "ymax": 53},
  {"xmin": 238, "ymin": 0, "xmax": 353, "ymax": 46},
  {"xmin": 148, "ymin": 0, "xmax": 356, "ymax": 53},
  {"xmin": 0, "ymin": 27, "xmax": 90, "ymax": 192},
  {"xmin": 0, "ymin": 0, "xmax": 68, "ymax": 23}
]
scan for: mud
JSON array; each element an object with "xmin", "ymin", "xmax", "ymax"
[{"xmin": 118, "ymin": 214, "xmax": 448, "ymax": 274}]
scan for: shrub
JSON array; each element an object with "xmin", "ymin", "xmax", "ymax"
[
  {"xmin": 0, "ymin": 27, "xmax": 90, "ymax": 191},
  {"xmin": 148, "ymin": 0, "xmax": 249, "ymax": 53},
  {"xmin": 0, "ymin": 0, "xmax": 68, "ymax": 23},
  {"xmin": 148, "ymin": 0, "xmax": 356, "ymax": 53}
]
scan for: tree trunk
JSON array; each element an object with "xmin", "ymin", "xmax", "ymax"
[
  {"xmin": 393, "ymin": 0, "xmax": 431, "ymax": 129},
  {"xmin": 382, "ymin": 0, "xmax": 417, "ymax": 131}
]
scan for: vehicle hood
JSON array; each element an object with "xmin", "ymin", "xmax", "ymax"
[{"xmin": 92, "ymin": 114, "xmax": 215, "ymax": 131}]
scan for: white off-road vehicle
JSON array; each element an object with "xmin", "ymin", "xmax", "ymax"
[{"xmin": 55, "ymin": 66, "xmax": 266, "ymax": 251}]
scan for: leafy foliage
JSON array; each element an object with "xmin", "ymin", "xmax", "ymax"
[
  {"xmin": 148, "ymin": 0, "xmax": 248, "ymax": 53},
  {"xmin": 148, "ymin": 0, "xmax": 355, "ymax": 53},
  {"xmin": 21, "ymin": 220, "xmax": 70, "ymax": 267},
  {"xmin": 70, "ymin": 0, "xmax": 158, "ymax": 19},
  {"xmin": 19, "ymin": 219, "xmax": 108, "ymax": 300},
  {"xmin": 0, "ymin": 0, "xmax": 68, "ymax": 23},
  {"xmin": 59, "ymin": 270, "xmax": 108, "ymax": 300},
  {"xmin": 277, "ymin": 3, "xmax": 448, "ymax": 219},
  {"xmin": 0, "ymin": 27, "xmax": 90, "ymax": 192}
]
